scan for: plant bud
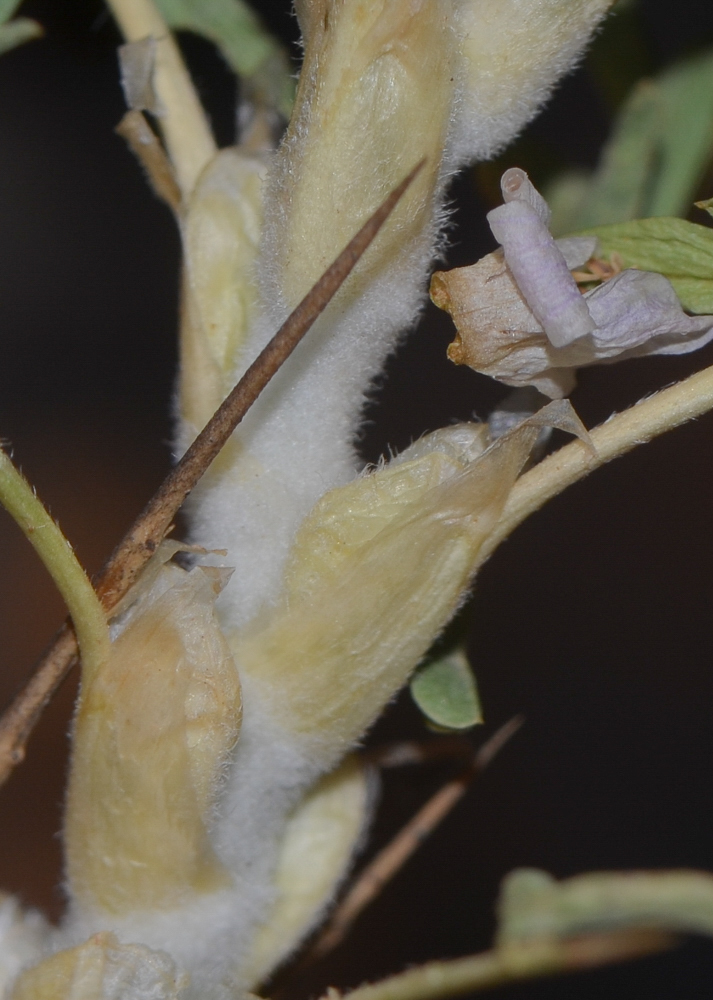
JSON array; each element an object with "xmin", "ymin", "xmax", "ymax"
[
  {"xmin": 179, "ymin": 148, "xmax": 267, "ymax": 438},
  {"xmin": 65, "ymin": 556, "xmax": 242, "ymax": 915}
]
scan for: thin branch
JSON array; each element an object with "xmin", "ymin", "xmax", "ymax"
[
  {"xmin": 322, "ymin": 931, "xmax": 674, "ymax": 1000},
  {"xmin": 0, "ymin": 625, "xmax": 76, "ymax": 770},
  {"xmin": 115, "ymin": 110, "xmax": 182, "ymax": 213},
  {"xmin": 480, "ymin": 360, "xmax": 713, "ymax": 565},
  {"xmin": 0, "ymin": 163, "xmax": 423, "ymax": 788},
  {"xmin": 307, "ymin": 717, "xmax": 523, "ymax": 961},
  {"xmin": 0, "ymin": 452, "xmax": 110, "ymax": 683}
]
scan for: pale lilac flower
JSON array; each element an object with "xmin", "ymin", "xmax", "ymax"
[{"xmin": 432, "ymin": 168, "xmax": 713, "ymax": 397}]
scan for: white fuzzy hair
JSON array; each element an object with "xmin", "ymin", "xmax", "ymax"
[{"xmin": 186, "ymin": 0, "xmax": 612, "ymax": 635}]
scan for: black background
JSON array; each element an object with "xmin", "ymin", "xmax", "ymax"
[{"xmin": 2, "ymin": 2, "xmax": 713, "ymax": 997}]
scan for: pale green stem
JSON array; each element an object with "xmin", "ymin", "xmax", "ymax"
[
  {"xmin": 0, "ymin": 449, "xmax": 110, "ymax": 683},
  {"xmin": 332, "ymin": 931, "xmax": 669, "ymax": 1000},
  {"xmin": 499, "ymin": 869, "xmax": 713, "ymax": 944},
  {"xmin": 333, "ymin": 867, "xmax": 713, "ymax": 1000},
  {"xmin": 482, "ymin": 361, "xmax": 713, "ymax": 563},
  {"xmin": 105, "ymin": 0, "xmax": 217, "ymax": 199}
]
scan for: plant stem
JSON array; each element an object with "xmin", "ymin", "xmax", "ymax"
[
  {"xmin": 482, "ymin": 361, "xmax": 713, "ymax": 562},
  {"xmin": 0, "ymin": 450, "xmax": 109, "ymax": 684},
  {"xmin": 105, "ymin": 0, "xmax": 216, "ymax": 199},
  {"xmin": 329, "ymin": 931, "xmax": 672, "ymax": 1000}
]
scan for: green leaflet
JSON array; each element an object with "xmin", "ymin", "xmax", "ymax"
[
  {"xmin": 410, "ymin": 648, "xmax": 483, "ymax": 732},
  {"xmin": 647, "ymin": 48, "xmax": 713, "ymax": 218},
  {"xmin": 497, "ymin": 868, "xmax": 713, "ymax": 945},
  {"xmin": 0, "ymin": 0, "xmax": 41, "ymax": 56},
  {"xmin": 548, "ymin": 46, "xmax": 713, "ymax": 235},
  {"xmin": 549, "ymin": 82, "xmax": 661, "ymax": 234},
  {"xmin": 0, "ymin": 0, "xmax": 21, "ymax": 21},
  {"xmin": 154, "ymin": 0, "xmax": 294, "ymax": 119},
  {"xmin": 695, "ymin": 196, "xmax": 713, "ymax": 219},
  {"xmin": 0, "ymin": 18, "xmax": 40, "ymax": 55},
  {"xmin": 580, "ymin": 217, "xmax": 713, "ymax": 314}
]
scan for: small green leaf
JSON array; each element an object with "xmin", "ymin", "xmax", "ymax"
[
  {"xmin": 646, "ymin": 47, "xmax": 713, "ymax": 218},
  {"xmin": 0, "ymin": 17, "xmax": 41, "ymax": 55},
  {"xmin": 410, "ymin": 648, "xmax": 483, "ymax": 731},
  {"xmin": 0, "ymin": 0, "xmax": 22, "ymax": 23},
  {"xmin": 548, "ymin": 45, "xmax": 713, "ymax": 235},
  {"xmin": 548, "ymin": 80, "xmax": 661, "ymax": 236},
  {"xmin": 154, "ymin": 0, "xmax": 294, "ymax": 119},
  {"xmin": 580, "ymin": 216, "xmax": 713, "ymax": 314}
]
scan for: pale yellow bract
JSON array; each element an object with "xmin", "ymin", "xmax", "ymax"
[
  {"xmin": 275, "ymin": 0, "xmax": 453, "ymax": 310},
  {"xmin": 180, "ymin": 148, "xmax": 266, "ymax": 434},
  {"xmin": 12, "ymin": 934, "xmax": 186, "ymax": 1000},
  {"xmin": 65, "ymin": 561, "xmax": 241, "ymax": 914},
  {"xmin": 234, "ymin": 419, "xmax": 541, "ymax": 755}
]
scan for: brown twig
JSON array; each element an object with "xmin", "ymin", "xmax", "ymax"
[
  {"xmin": 94, "ymin": 158, "xmax": 424, "ymax": 607},
  {"xmin": 116, "ymin": 110, "xmax": 183, "ymax": 213},
  {"xmin": 0, "ymin": 625, "xmax": 76, "ymax": 771},
  {"xmin": 0, "ymin": 161, "xmax": 424, "ymax": 787},
  {"xmin": 306, "ymin": 717, "xmax": 524, "ymax": 962}
]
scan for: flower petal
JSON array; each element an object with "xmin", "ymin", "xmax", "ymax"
[
  {"xmin": 434, "ymin": 168, "xmax": 713, "ymax": 395},
  {"xmin": 487, "ymin": 199, "xmax": 596, "ymax": 347},
  {"xmin": 431, "ymin": 250, "xmax": 577, "ymax": 398},
  {"xmin": 501, "ymin": 167, "xmax": 551, "ymax": 225},
  {"xmin": 585, "ymin": 269, "xmax": 713, "ymax": 356}
]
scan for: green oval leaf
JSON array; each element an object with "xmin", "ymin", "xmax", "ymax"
[
  {"xmin": 548, "ymin": 45, "xmax": 713, "ymax": 235},
  {"xmin": 580, "ymin": 216, "xmax": 713, "ymax": 314},
  {"xmin": 410, "ymin": 648, "xmax": 483, "ymax": 731},
  {"xmin": 154, "ymin": 0, "xmax": 294, "ymax": 119}
]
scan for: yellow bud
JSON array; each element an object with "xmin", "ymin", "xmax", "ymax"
[
  {"xmin": 234, "ymin": 422, "xmax": 537, "ymax": 760},
  {"xmin": 273, "ymin": 0, "xmax": 455, "ymax": 310},
  {"xmin": 456, "ymin": 0, "xmax": 615, "ymax": 157},
  {"xmin": 243, "ymin": 756, "xmax": 370, "ymax": 987},
  {"xmin": 65, "ymin": 558, "xmax": 242, "ymax": 915},
  {"xmin": 179, "ymin": 148, "xmax": 266, "ymax": 436}
]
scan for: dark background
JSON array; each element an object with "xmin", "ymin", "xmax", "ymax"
[{"xmin": 2, "ymin": 1, "xmax": 713, "ymax": 997}]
